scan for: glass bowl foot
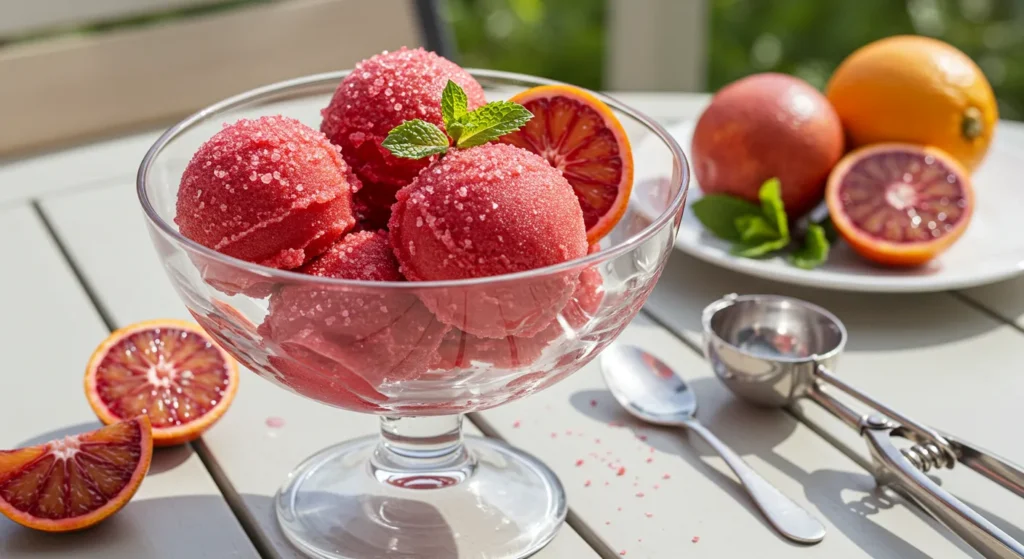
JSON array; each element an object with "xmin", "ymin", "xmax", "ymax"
[{"xmin": 276, "ymin": 435, "xmax": 567, "ymax": 559}]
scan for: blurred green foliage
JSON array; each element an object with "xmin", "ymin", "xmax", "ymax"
[
  {"xmin": 446, "ymin": 0, "xmax": 1024, "ymax": 119},
  {"xmin": 442, "ymin": 0, "xmax": 605, "ymax": 89}
]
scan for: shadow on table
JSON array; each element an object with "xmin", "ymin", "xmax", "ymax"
[
  {"xmin": 569, "ymin": 379, "xmax": 984, "ymax": 559},
  {"xmin": 248, "ymin": 492, "xmax": 460, "ymax": 558},
  {"xmin": 13, "ymin": 422, "xmax": 194, "ymax": 475},
  {"xmin": 651, "ymin": 253, "xmax": 1003, "ymax": 352},
  {"xmin": 0, "ymin": 495, "xmax": 256, "ymax": 557},
  {"xmin": 1, "ymin": 492, "xmax": 460, "ymax": 558}
]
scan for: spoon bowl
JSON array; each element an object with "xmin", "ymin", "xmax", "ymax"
[{"xmin": 600, "ymin": 344, "xmax": 697, "ymax": 425}]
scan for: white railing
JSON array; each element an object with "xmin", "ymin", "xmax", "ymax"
[
  {"xmin": 0, "ymin": 0, "xmax": 708, "ymax": 155},
  {"xmin": 0, "ymin": 0, "xmax": 223, "ymax": 37},
  {"xmin": 0, "ymin": 0, "xmax": 424, "ymax": 156},
  {"xmin": 606, "ymin": 0, "xmax": 708, "ymax": 92}
]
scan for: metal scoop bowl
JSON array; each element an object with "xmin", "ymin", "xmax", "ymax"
[{"xmin": 702, "ymin": 293, "xmax": 1024, "ymax": 559}]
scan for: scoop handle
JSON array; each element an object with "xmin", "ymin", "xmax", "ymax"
[
  {"xmin": 814, "ymin": 364, "xmax": 957, "ymax": 463},
  {"xmin": 939, "ymin": 430, "xmax": 1024, "ymax": 499},
  {"xmin": 863, "ymin": 426, "xmax": 1024, "ymax": 558},
  {"xmin": 680, "ymin": 417, "xmax": 826, "ymax": 544}
]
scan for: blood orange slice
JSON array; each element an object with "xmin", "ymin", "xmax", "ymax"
[
  {"xmin": 502, "ymin": 85, "xmax": 634, "ymax": 244},
  {"xmin": 0, "ymin": 417, "xmax": 152, "ymax": 532},
  {"xmin": 826, "ymin": 143, "xmax": 975, "ymax": 266},
  {"xmin": 85, "ymin": 320, "xmax": 239, "ymax": 447}
]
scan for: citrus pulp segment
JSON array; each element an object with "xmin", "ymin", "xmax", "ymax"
[
  {"xmin": 825, "ymin": 143, "xmax": 974, "ymax": 266},
  {"xmin": 85, "ymin": 319, "xmax": 239, "ymax": 446},
  {"xmin": 0, "ymin": 417, "xmax": 152, "ymax": 532},
  {"xmin": 502, "ymin": 84, "xmax": 634, "ymax": 244}
]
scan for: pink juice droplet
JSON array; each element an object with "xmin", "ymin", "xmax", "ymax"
[{"xmin": 265, "ymin": 416, "xmax": 285, "ymax": 428}]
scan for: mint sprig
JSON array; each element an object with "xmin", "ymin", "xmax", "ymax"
[
  {"xmin": 692, "ymin": 178, "xmax": 833, "ymax": 269},
  {"xmin": 441, "ymin": 79, "xmax": 468, "ymax": 129},
  {"xmin": 383, "ymin": 80, "xmax": 533, "ymax": 159},
  {"xmin": 790, "ymin": 223, "xmax": 830, "ymax": 269},
  {"xmin": 381, "ymin": 120, "xmax": 451, "ymax": 159}
]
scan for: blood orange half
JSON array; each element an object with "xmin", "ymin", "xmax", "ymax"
[
  {"xmin": 0, "ymin": 417, "xmax": 152, "ymax": 532},
  {"xmin": 85, "ymin": 320, "xmax": 239, "ymax": 447},
  {"xmin": 502, "ymin": 85, "xmax": 634, "ymax": 244},
  {"xmin": 826, "ymin": 143, "xmax": 975, "ymax": 266}
]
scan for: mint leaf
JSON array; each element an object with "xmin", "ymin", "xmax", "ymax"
[
  {"xmin": 455, "ymin": 101, "xmax": 533, "ymax": 148},
  {"xmin": 382, "ymin": 119, "xmax": 449, "ymax": 159},
  {"xmin": 817, "ymin": 215, "xmax": 839, "ymax": 243},
  {"xmin": 691, "ymin": 195, "xmax": 762, "ymax": 242},
  {"xmin": 735, "ymin": 215, "xmax": 781, "ymax": 244},
  {"xmin": 758, "ymin": 178, "xmax": 789, "ymax": 239},
  {"xmin": 441, "ymin": 80, "xmax": 468, "ymax": 136},
  {"xmin": 790, "ymin": 223, "xmax": 830, "ymax": 269},
  {"xmin": 731, "ymin": 237, "xmax": 790, "ymax": 258}
]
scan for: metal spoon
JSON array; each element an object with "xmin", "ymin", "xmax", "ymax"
[{"xmin": 600, "ymin": 343, "xmax": 827, "ymax": 544}]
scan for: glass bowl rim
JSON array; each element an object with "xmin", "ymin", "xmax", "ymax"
[{"xmin": 137, "ymin": 68, "xmax": 689, "ymax": 290}]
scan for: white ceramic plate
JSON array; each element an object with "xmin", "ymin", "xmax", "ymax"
[{"xmin": 637, "ymin": 120, "xmax": 1024, "ymax": 293}]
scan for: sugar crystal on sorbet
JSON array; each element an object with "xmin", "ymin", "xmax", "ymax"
[
  {"xmin": 390, "ymin": 143, "xmax": 588, "ymax": 338},
  {"xmin": 175, "ymin": 115, "xmax": 356, "ymax": 270},
  {"xmin": 320, "ymin": 47, "xmax": 486, "ymax": 229}
]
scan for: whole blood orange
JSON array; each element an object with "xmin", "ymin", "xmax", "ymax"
[
  {"xmin": 826, "ymin": 35, "xmax": 997, "ymax": 172},
  {"xmin": 501, "ymin": 84, "xmax": 633, "ymax": 244},
  {"xmin": 691, "ymin": 73, "xmax": 844, "ymax": 218},
  {"xmin": 826, "ymin": 143, "xmax": 974, "ymax": 266},
  {"xmin": 85, "ymin": 320, "xmax": 239, "ymax": 446},
  {"xmin": 0, "ymin": 417, "xmax": 152, "ymax": 532}
]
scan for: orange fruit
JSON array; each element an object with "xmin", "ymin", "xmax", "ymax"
[
  {"xmin": 85, "ymin": 319, "xmax": 239, "ymax": 447},
  {"xmin": 691, "ymin": 73, "xmax": 844, "ymax": 218},
  {"xmin": 826, "ymin": 143, "xmax": 974, "ymax": 267},
  {"xmin": 826, "ymin": 35, "xmax": 998, "ymax": 172},
  {"xmin": 0, "ymin": 417, "xmax": 152, "ymax": 532},
  {"xmin": 501, "ymin": 84, "xmax": 634, "ymax": 244}
]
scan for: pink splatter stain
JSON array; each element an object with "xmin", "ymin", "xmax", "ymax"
[
  {"xmin": 590, "ymin": 399, "xmax": 598, "ymax": 407},
  {"xmin": 692, "ymin": 536, "xmax": 700, "ymax": 544},
  {"xmin": 575, "ymin": 459, "xmax": 585, "ymax": 467},
  {"xmin": 636, "ymin": 492, "xmax": 645, "ymax": 498},
  {"xmin": 265, "ymin": 416, "xmax": 285, "ymax": 428},
  {"xmin": 584, "ymin": 480, "xmax": 592, "ymax": 487},
  {"xmin": 616, "ymin": 466, "xmax": 626, "ymax": 476},
  {"xmin": 619, "ymin": 550, "xmax": 627, "ymax": 556},
  {"xmin": 637, "ymin": 434, "xmax": 648, "ymax": 441},
  {"xmin": 512, "ymin": 420, "xmax": 521, "ymax": 428},
  {"xmin": 662, "ymin": 473, "xmax": 671, "ymax": 480},
  {"xmin": 645, "ymin": 457, "xmax": 654, "ymax": 464},
  {"xmin": 645, "ymin": 512, "xmax": 654, "ymax": 518},
  {"xmin": 550, "ymin": 432, "xmax": 558, "ymax": 438}
]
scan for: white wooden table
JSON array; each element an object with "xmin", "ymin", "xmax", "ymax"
[{"xmin": 2, "ymin": 93, "xmax": 1022, "ymax": 558}]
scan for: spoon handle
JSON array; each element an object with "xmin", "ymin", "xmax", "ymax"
[{"xmin": 681, "ymin": 417, "xmax": 826, "ymax": 544}]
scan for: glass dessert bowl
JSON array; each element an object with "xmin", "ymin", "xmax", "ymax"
[{"xmin": 138, "ymin": 69, "xmax": 687, "ymax": 559}]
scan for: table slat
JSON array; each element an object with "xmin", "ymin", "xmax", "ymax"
[
  {"xmin": 0, "ymin": 204, "xmax": 258, "ymax": 558},
  {"xmin": 644, "ymin": 251, "xmax": 1024, "ymax": 557}
]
